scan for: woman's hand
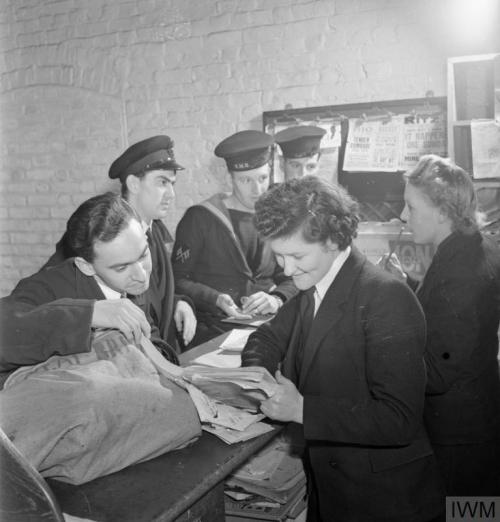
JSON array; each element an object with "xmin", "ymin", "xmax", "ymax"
[
  {"xmin": 260, "ymin": 370, "xmax": 303, "ymax": 424},
  {"xmin": 377, "ymin": 253, "xmax": 407, "ymax": 281},
  {"xmin": 240, "ymin": 292, "xmax": 282, "ymax": 315}
]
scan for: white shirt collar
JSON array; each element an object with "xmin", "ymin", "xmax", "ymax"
[
  {"xmin": 142, "ymin": 220, "xmax": 152, "ymax": 233},
  {"xmin": 74, "ymin": 261, "xmax": 123, "ymax": 300},
  {"xmin": 96, "ymin": 280, "xmax": 123, "ymax": 300},
  {"xmin": 314, "ymin": 246, "xmax": 351, "ymax": 312}
]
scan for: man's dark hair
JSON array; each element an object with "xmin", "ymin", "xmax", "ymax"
[
  {"xmin": 254, "ymin": 176, "xmax": 359, "ymax": 250},
  {"xmin": 66, "ymin": 192, "xmax": 139, "ymax": 262}
]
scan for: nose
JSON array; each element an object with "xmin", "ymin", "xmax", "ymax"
[
  {"xmin": 250, "ymin": 179, "xmax": 261, "ymax": 194},
  {"xmin": 131, "ymin": 261, "xmax": 148, "ymax": 283},
  {"xmin": 281, "ymin": 257, "xmax": 296, "ymax": 277},
  {"xmin": 165, "ymin": 183, "xmax": 175, "ymax": 199},
  {"xmin": 400, "ymin": 205, "xmax": 409, "ymax": 223}
]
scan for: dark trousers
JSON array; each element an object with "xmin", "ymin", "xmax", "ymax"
[{"xmin": 433, "ymin": 439, "xmax": 500, "ymax": 496}]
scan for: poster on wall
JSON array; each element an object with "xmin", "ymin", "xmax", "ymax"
[
  {"xmin": 265, "ymin": 120, "xmax": 342, "ymax": 184},
  {"xmin": 398, "ymin": 118, "xmax": 447, "ymax": 171},
  {"xmin": 470, "ymin": 119, "xmax": 500, "ymax": 179},
  {"xmin": 343, "ymin": 118, "xmax": 402, "ymax": 172},
  {"xmin": 343, "ymin": 116, "xmax": 446, "ymax": 172}
]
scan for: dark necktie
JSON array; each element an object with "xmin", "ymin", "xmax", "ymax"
[
  {"xmin": 301, "ymin": 286, "xmax": 315, "ymax": 342},
  {"xmin": 296, "ymin": 286, "xmax": 316, "ymax": 375}
]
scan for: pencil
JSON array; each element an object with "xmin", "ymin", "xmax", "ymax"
[{"xmin": 385, "ymin": 225, "xmax": 404, "ymax": 269}]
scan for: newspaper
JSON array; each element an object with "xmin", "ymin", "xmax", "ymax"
[{"xmin": 140, "ymin": 336, "xmax": 277, "ymax": 442}]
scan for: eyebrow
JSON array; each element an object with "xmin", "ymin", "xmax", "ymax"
[
  {"xmin": 108, "ymin": 245, "xmax": 149, "ymax": 269},
  {"xmin": 157, "ymin": 173, "xmax": 176, "ymax": 182}
]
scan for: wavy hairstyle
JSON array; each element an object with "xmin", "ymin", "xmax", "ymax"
[
  {"xmin": 254, "ymin": 176, "xmax": 359, "ymax": 250},
  {"xmin": 66, "ymin": 192, "xmax": 140, "ymax": 262},
  {"xmin": 404, "ymin": 154, "xmax": 478, "ymax": 234}
]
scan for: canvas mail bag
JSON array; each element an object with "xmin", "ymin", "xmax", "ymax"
[{"xmin": 0, "ymin": 329, "xmax": 201, "ymax": 484}]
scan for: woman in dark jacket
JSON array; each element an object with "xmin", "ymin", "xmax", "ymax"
[{"xmin": 382, "ymin": 154, "xmax": 500, "ymax": 495}]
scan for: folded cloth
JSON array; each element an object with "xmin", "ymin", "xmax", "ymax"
[{"xmin": 0, "ymin": 329, "xmax": 201, "ymax": 484}]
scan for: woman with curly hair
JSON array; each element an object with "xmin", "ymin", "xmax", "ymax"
[{"xmin": 242, "ymin": 176, "xmax": 444, "ymax": 522}]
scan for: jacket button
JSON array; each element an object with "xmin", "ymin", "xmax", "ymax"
[{"xmin": 329, "ymin": 460, "xmax": 337, "ymax": 468}]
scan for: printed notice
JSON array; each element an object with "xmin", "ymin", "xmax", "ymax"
[
  {"xmin": 471, "ymin": 119, "xmax": 500, "ymax": 179},
  {"xmin": 399, "ymin": 119, "xmax": 446, "ymax": 170},
  {"xmin": 343, "ymin": 118, "xmax": 401, "ymax": 172}
]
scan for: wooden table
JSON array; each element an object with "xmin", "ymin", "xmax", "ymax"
[{"xmin": 49, "ymin": 331, "xmax": 280, "ymax": 522}]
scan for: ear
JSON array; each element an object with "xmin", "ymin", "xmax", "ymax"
[
  {"xmin": 436, "ymin": 206, "xmax": 450, "ymax": 224},
  {"xmin": 74, "ymin": 256, "xmax": 96, "ymax": 277},
  {"xmin": 279, "ymin": 155, "xmax": 285, "ymax": 172},
  {"xmin": 125, "ymin": 174, "xmax": 141, "ymax": 195},
  {"xmin": 324, "ymin": 238, "xmax": 339, "ymax": 253}
]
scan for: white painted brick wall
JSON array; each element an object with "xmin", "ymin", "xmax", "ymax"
[{"xmin": 0, "ymin": 0, "xmax": 492, "ymax": 295}]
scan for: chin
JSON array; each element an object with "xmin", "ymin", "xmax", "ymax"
[
  {"xmin": 411, "ymin": 235, "xmax": 427, "ymax": 245},
  {"xmin": 127, "ymin": 284, "xmax": 149, "ymax": 296},
  {"xmin": 155, "ymin": 209, "xmax": 169, "ymax": 219},
  {"xmin": 292, "ymin": 277, "xmax": 309, "ymax": 290}
]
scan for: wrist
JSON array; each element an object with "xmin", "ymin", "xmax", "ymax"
[
  {"xmin": 216, "ymin": 293, "xmax": 230, "ymax": 309},
  {"xmin": 272, "ymin": 295, "xmax": 284, "ymax": 311}
]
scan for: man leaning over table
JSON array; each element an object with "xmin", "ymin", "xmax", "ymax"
[{"xmin": 0, "ymin": 192, "xmax": 200, "ymax": 483}]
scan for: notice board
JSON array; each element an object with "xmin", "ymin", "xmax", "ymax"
[{"xmin": 263, "ymin": 97, "xmax": 447, "ymax": 221}]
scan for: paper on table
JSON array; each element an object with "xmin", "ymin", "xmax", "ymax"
[
  {"xmin": 192, "ymin": 349, "xmax": 241, "ymax": 368},
  {"xmin": 219, "ymin": 329, "xmax": 254, "ymax": 351},
  {"xmin": 191, "ymin": 329, "xmax": 253, "ymax": 367},
  {"xmin": 221, "ymin": 314, "xmax": 273, "ymax": 327},
  {"xmin": 184, "ymin": 381, "xmax": 265, "ymax": 431},
  {"xmin": 203, "ymin": 421, "xmax": 275, "ymax": 444}
]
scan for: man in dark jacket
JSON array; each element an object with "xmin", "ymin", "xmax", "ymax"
[
  {"xmin": 45, "ymin": 135, "xmax": 196, "ymax": 352},
  {"xmin": 0, "ymin": 192, "xmax": 201, "ymax": 483},
  {"xmin": 172, "ymin": 130, "xmax": 298, "ymax": 344},
  {"xmin": 0, "ymin": 192, "xmax": 178, "ymax": 373}
]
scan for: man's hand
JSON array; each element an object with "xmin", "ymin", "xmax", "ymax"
[
  {"xmin": 92, "ymin": 299, "xmax": 151, "ymax": 344},
  {"xmin": 174, "ymin": 300, "xmax": 197, "ymax": 345},
  {"xmin": 240, "ymin": 292, "xmax": 282, "ymax": 315},
  {"xmin": 260, "ymin": 370, "xmax": 304, "ymax": 424},
  {"xmin": 216, "ymin": 293, "xmax": 252, "ymax": 319}
]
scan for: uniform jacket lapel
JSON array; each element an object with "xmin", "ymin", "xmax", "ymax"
[
  {"xmin": 299, "ymin": 248, "xmax": 365, "ymax": 388},
  {"xmin": 199, "ymin": 194, "xmax": 253, "ymax": 279}
]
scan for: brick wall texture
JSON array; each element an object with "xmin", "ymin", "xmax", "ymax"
[{"xmin": 0, "ymin": 0, "xmax": 493, "ymax": 295}]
